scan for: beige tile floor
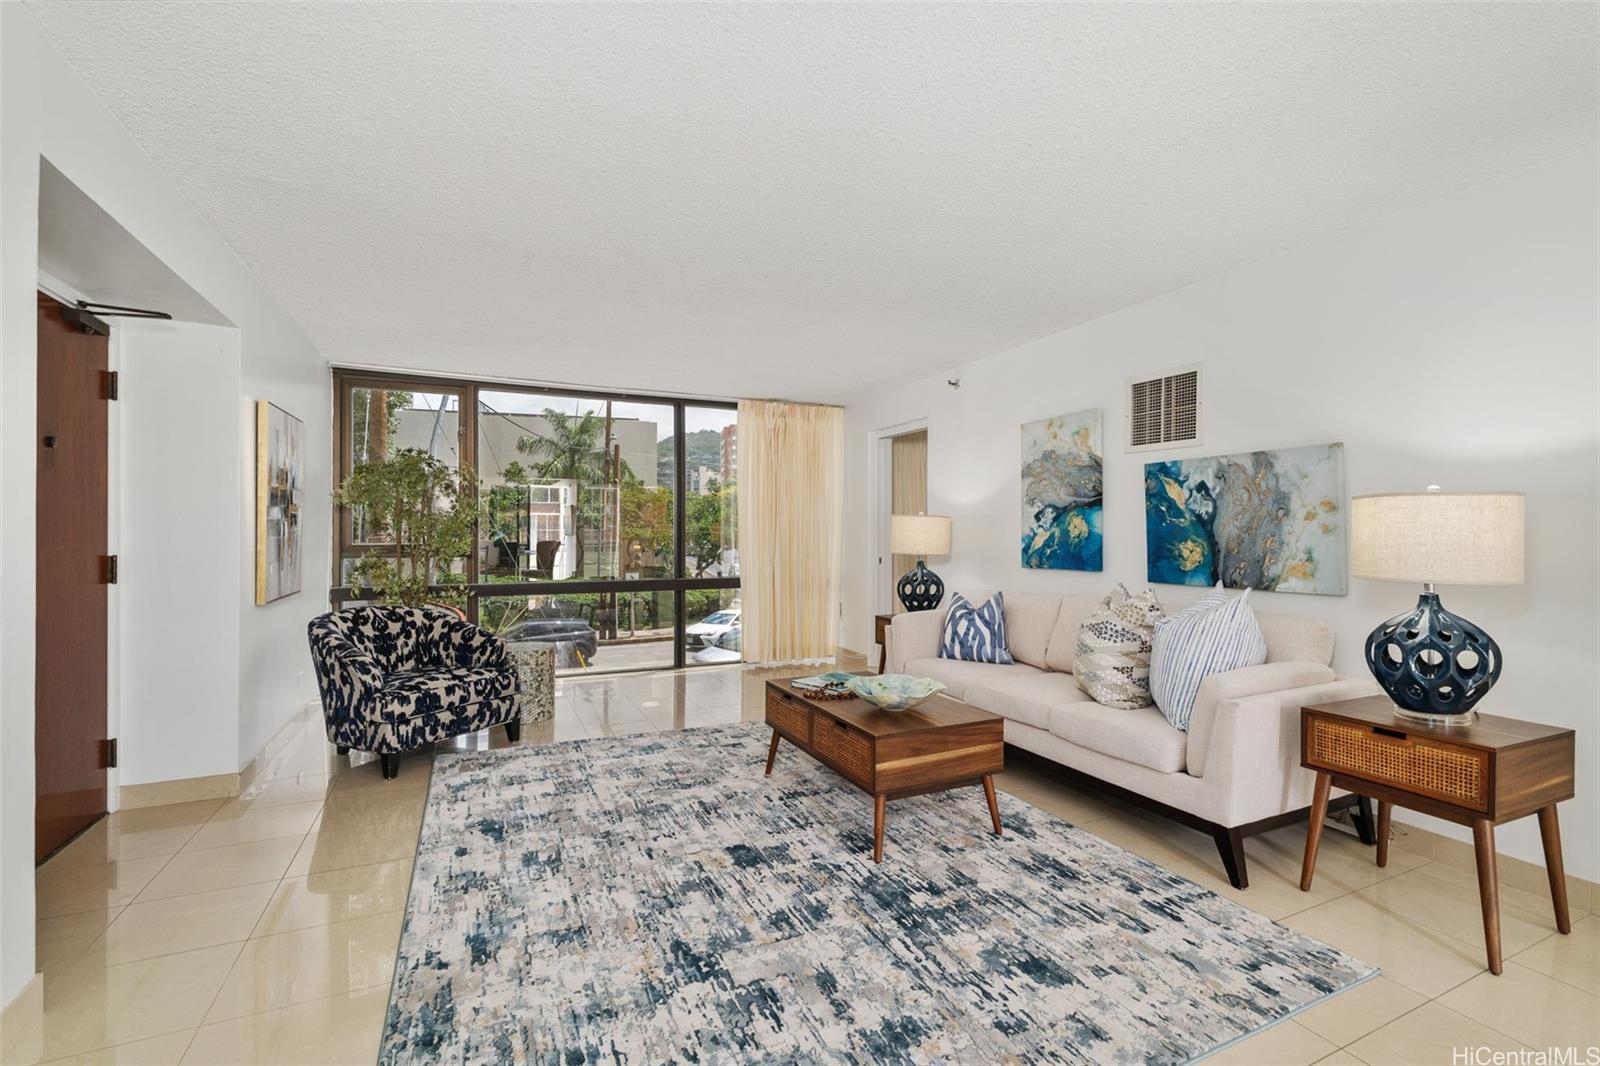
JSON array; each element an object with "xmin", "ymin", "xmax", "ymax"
[{"xmin": 10, "ymin": 660, "xmax": 1597, "ymax": 1064}]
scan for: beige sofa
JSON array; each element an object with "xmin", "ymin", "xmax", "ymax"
[{"xmin": 885, "ymin": 591, "xmax": 1379, "ymax": 887}]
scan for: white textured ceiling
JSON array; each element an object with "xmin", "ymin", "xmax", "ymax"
[{"xmin": 26, "ymin": 2, "xmax": 1597, "ymax": 403}]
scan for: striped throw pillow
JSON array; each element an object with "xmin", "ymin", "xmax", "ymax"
[
  {"xmin": 1150, "ymin": 585, "xmax": 1268, "ymax": 731},
  {"xmin": 938, "ymin": 592, "xmax": 1014, "ymax": 664}
]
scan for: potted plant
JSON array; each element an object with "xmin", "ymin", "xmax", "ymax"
[{"xmin": 335, "ymin": 448, "xmax": 482, "ymax": 608}]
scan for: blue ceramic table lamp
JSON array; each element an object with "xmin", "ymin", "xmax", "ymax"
[
  {"xmin": 1350, "ymin": 488, "xmax": 1525, "ymax": 723},
  {"xmin": 891, "ymin": 513, "xmax": 951, "ymax": 612}
]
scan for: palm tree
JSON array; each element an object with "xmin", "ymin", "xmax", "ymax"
[
  {"xmin": 516, "ymin": 408, "xmax": 611, "ymax": 483},
  {"xmin": 515, "ymin": 408, "xmax": 633, "ymax": 577}
]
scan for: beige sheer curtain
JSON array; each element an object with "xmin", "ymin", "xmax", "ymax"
[
  {"xmin": 889, "ymin": 430, "xmax": 928, "ymax": 613},
  {"xmin": 737, "ymin": 399, "xmax": 844, "ymax": 663}
]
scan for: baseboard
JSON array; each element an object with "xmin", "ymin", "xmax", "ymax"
[
  {"xmin": 120, "ymin": 702, "xmax": 322, "ymax": 808},
  {"xmin": 118, "ymin": 770, "xmax": 240, "ymax": 809},
  {"xmin": 1387, "ymin": 819, "xmax": 1596, "ymax": 915},
  {"xmin": 238, "ymin": 739, "xmax": 271, "ymax": 794},
  {"xmin": 0, "ymin": 972, "xmax": 43, "ymax": 1062}
]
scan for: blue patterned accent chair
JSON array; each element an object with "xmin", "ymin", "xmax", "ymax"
[{"xmin": 307, "ymin": 606, "xmax": 521, "ymax": 778}]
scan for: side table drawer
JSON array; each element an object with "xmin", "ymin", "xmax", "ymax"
[
  {"xmin": 1306, "ymin": 714, "xmax": 1489, "ymax": 811},
  {"xmin": 813, "ymin": 715, "xmax": 873, "ymax": 788},
  {"xmin": 766, "ymin": 689, "xmax": 812, "ymax": 746}
]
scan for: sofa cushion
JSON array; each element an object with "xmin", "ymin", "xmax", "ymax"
[
  {"xmin": 1001, "ymin": 591, "xmax": 1062, "ymax": 669},
  {"xmin": 1073, "ymin": 584, "xmax": 1165, "ymax": 709},
  {"xmin": 1048, "ymin": 702, "xmax": 1188, "ymax": 774},
  {"xmin": 939, "ymin": 592, "xmax": 1014, "ymax": 664},
  {"xmin": 378, "ymin": 666, "xmax": 517, "ymax": 721},
  {"xmin": 964, "ymin": 671, "xmax": 1091, "ymax": 731},
  {"xmin": 1150, "ymin": 586, "xmax": 1267, "ymax": 731},
  {"xmin": 901, "ymin": 657, "xmax": 1041, "ymax": 702},
  {"xmin": 1257, "ymin": 612, "xmax": 1336, "ymax": 666},
  {"xmin": 1043, "ymin": 594, "xmax": 1101, "ymax": 673}
]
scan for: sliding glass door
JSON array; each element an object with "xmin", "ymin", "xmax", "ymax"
[{"xmin": 332, "ymin": 372, "xmax": 738, "ymax": 675}]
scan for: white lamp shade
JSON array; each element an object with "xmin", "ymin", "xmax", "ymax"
[
  {"xmin": 1350, "ymin": 492, "xmax": 1524, "ymax": 585},
  {"xmin": 890, "ymin": 513, "xmax": 951, "ymax": 557}
]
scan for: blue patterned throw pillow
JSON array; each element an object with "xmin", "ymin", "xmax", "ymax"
[
  {"xmin": 1150, "ymin": 585, "xmax": 1268, "ymax": 731},
  {"xmin": 939, "ymin": 592, "xmax": 1014, "ymax": 664}
]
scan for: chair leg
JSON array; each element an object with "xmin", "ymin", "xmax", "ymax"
[
  {"xmin": 336, "ymin": 745, "xmax": 349, "ymax": 756},
  {"xmin": 1213, "ymin": 826, "xmax": 1248, "ymax": 889},
  {"xmin": 504, "ymin": 720, "xmax": 521, "ymax": 743},
  {"xmin": 1354, "ymin": 795, "xmax": 1377, "ymax": 846},
  {"xmin": 380, "ymin": 753, "xmax": 399, "ymax": 780}
]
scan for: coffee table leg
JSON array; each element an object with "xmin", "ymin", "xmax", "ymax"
[
  {"xmin": 983, "ymin": 774, "xmax": 1002, "ymax": 835},
  {"xmin": 873, "ymin": 793, "xmax": 886, "ymax": 864},
  {"xmin": 764, "ymin": 729, "xmax": 781, "ymax": 776}
]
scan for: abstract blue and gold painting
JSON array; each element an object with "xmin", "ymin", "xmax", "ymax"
[
  {"xmin": 1145, "ymin": 442, "xmax": 1346, "ymax": 596},
  {"xmin": 1021, "ymin": 409, "xmax": 1103, "ymax": 571}
]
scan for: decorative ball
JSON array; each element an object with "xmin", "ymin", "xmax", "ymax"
[{"xmin": 1364, "ymin": 593, "xmax": 1501, "ymax": 715}]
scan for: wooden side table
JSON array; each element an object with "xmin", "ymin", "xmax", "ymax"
[
  {"xmin": 874, "ymin": 613, "xmax": 893, "ymax": 674},
  {"xmin": 1297, "ymin": 695, "xmax": 1575, "ymax": 975}
]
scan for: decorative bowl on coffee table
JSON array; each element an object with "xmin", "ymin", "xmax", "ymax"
[{"xmin": 846, "ymin": 674, "xmax": 946, "ymax": 711}]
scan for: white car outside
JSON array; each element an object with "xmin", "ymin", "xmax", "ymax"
[
  {"xmin": 692, "ymin": 626, "xmax": 741, "ymax": 664},
  {"xmin": 685, "ymin": 607, "xmax": 740, "ymax": 649}
]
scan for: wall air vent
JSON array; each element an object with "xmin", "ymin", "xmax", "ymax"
[{"xmin": 1127, "ymin": 366, "xmax": 1201, "ymax": 451}]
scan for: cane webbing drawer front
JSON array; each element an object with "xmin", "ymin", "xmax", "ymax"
[
  {"xmin": 1306, "ymin": 714, "xmax": 1488, "ymax": 811},
  {"xmin": 765, "ymin": 690, "xmax": 811, "ymax": 745},
  {"xmin": 813, "ymin": 716, "xmax": 873, "ymax": 787}
]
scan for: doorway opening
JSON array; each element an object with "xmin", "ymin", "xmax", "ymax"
[
  {"xmin": 888, "ymin": 430, "xmax": 928, "ymax": 614},
  {"xmin": 869, "ymin": 419, "xmax": 930, "ymax": 620}
]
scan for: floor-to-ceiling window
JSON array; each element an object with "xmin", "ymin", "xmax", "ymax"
[{"xmin": 332, "ymin": 371, "xmax": 738, "ymax": 674}]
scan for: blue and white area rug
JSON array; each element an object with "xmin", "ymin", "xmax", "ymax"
[{"xmin": 382, "ymin": 724, "xmax": 1375, "ymax": 1064}]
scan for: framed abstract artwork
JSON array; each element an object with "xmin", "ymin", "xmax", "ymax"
[
  {"xmin": 1145, "ymin": 441, "xmax": 1346, "ymax": 596},
  {"xmin": 1021, "ymin": 408, "xmax": 1103, "ymax": 571},
  {"xmin": 256, "ymin": 400, "xmax": 305, "ymax": 604}
]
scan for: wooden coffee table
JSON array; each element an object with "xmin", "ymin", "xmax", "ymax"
[{"xmin": 763, "ymin": 678, "xmax": 1004, "ymax": 862}]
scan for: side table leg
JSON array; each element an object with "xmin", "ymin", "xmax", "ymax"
[
  {"xmin": 1299, "ymin": 771, "xmax": 1331, "ymax": 892},
  {"xmin": 1537, "ymin": 805, "xmax": 1572, "ymax": 935},
  {"xmin": 873, "ymin": 793, "xmax": 887, "ymax": 863},
  {"xmin": 764, "ymin": 729, "xmax": 781, "ymax": 776},
  {"xmin": 982, "ymin": 774, "xmax": 1002, "ymax": 836},
  {"xmin": 1473, "ymin": 818, "xmax": 1503, "ymax": 975},
  {"xmin": 1376, "ymin": 800, "xmax": 1391, "ymax": 868}
]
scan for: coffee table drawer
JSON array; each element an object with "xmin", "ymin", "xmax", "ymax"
[
  {"xmin": 813, "ymin": 716, "xmax": 873, "ymax": 788},
  {"xmin": 1305, "ymin": 713, "xmax": 1489, "ymax": 811},
  {"xmin": 765, "ymin": 689, "xmax": 811, "ymax": 745}
]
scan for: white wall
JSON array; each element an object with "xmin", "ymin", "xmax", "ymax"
[
  {"xmin": 116, "ymin": 321, "xmax": 243, "ymax": 786},
  {"xmin": 843, "ymin": 148, "xmax": 1599, "ymax": 880},
  {"xmin": 0, "ymin": 7, "xmax": 331, "ymax": 1004}
]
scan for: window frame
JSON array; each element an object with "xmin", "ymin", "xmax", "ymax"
[{"xmin": 330, "ymin": 368, "xmax": 739, "ymax": 673}]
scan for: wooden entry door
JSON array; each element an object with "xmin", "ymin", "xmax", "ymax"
[{"xmin": 36, "ymin": 293, "xmax": 110, "ymax": 862}]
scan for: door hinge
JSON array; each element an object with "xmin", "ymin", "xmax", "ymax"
[
  {"xmin": 103, "ymin": 370, "xmax": 119, "ymax": 401},
  {"xmin": 102, "ymin": 738, "xmax": 118, "ymax": 770},
  {"xmin": 102, "ymin": 555, "xmax": 119, "ymax": 584}
]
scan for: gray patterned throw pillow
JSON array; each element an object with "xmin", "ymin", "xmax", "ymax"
[{"xmin": 1073, "ymin": 584, "xmax": 1165, "ymax": 709}]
